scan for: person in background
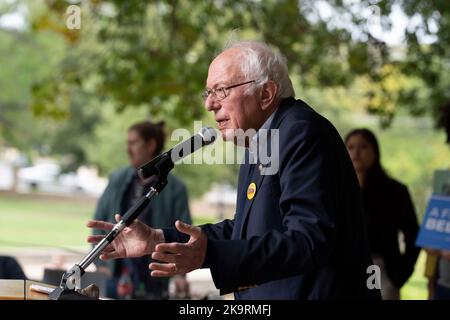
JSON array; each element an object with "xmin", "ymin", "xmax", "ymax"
[
  {"xmin": 92, "ymin": 120, "xmax": 192, "ymax": 299},
  {"xmin": 425, "ymin": 101, "xmax": 450, "ymax": 300},
  {"xmin": 425, "ymin": 248, "xmax": 450, "ymax": 300},
  {"xmin": 345, "ymin": 128, "xmax": 420, "ymax": 300},
  {"xmin": 0, "ymin": 256, "xmax": 26, "ymax": 279}
]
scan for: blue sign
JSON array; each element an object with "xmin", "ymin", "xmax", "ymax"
[{"xmin": 416, "ymin": 195, "xmax": 450, "ymax": 250}]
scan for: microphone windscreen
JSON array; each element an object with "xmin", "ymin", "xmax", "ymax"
[{"xmin": 199, "ymin": 127, "xmax": 217, "ymax": 146}]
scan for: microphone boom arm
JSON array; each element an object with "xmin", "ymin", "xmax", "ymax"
[
  {"xmin": 49, "ymin": 154, "xmax": 174, "ymax": 300},
  {"xmin": 49, "ymin": 127, "xmax": 215, "ymax": 299}
]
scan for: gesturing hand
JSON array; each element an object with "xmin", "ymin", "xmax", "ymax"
[
  {"xmin": 150, "ymin": 220, "xmax": 207, "ymax": 277},
  {"xmin": 86, "ymin": 214, "xmax": 165, "ymax": 260}
]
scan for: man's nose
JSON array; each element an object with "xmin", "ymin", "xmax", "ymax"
[{"xmin": 205, "ymin": 96, "xmax": 220, "ymax": 112}]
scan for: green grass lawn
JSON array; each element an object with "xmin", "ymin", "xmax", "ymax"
[
  {"xmin": 0, "ymin": 193, "xmax": 429, "ymax": 299},
  {"xmin": 0, "ymin": 194, "xmax": 96, "ymax": 250},
  {"xmin": 0, "ymin": 194, "xmax": 216, "ymax": 250}
]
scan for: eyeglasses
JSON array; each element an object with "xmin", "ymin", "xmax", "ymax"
[{"xmin": 202, "ymin": 80, "xmax": 256, "ymax": 101}]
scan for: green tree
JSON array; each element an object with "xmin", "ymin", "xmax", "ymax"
[
  {"xmin": 327, "ymin": 0, "xmax": 450, "ymax": 127},
  {"xmin": 31, "ymin": 1, "xmax": 449, "ymax": 131},
  {"xmin": 31, "ymin": 0, "xmax": 382, "ymax": 122}
]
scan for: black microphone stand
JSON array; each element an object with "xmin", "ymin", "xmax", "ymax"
[{"xmin": 49, "ymin": 154, "xmax": 174, "ymax": 300}]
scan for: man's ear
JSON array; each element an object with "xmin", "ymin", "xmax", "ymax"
[{"xmin": 260, "ymin": 80, "xmax": 278, "ymax": 111}]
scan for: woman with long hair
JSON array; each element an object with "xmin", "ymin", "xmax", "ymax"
[{"xmin": 345, "ymin": 128, "xmax": 420, "ymax": 300}]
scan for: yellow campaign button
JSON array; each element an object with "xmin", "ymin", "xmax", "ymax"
[{"xmin": 247, "ymin": 182, "xmax": 256, "ymax": 200}]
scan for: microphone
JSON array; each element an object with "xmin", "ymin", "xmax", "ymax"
[{"xmin": 138, "ymin": 126, "xmax": 217, "ymax": 179}]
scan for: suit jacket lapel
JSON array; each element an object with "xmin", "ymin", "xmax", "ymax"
[
  {"xmin": 239, "ymin": 162, "xmax": 266, "ymax": 238},
  {"xmin": 235, "ymin": 97, "xmax": 298, "ymax": 238},
  {"xmin": 232, "ymin": 160, "xmax": 251, "ymax": 239},
  {"xmin": 237, "ymin": 97, "xmax": 298, "ymax": 238},
  {"xmin": 236, "ymin": 161, "xmax": 249, "ymax": 215}
]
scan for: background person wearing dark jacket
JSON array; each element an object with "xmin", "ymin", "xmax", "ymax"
[
  {"xmin": 424, "ymin": 101, "xmax": 450, "ymax": 300},
  {"xmin": 92, "ymin": 120, "xmax": 192, "ymax": 299},
  {"xmin": 345, "ymin": 128, "xmax": 420, "ymax": 300}
]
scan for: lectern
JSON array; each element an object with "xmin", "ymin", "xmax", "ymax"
[{"xmin": 0, "ymin": 280, "xmax": 55, "ymax": 300}]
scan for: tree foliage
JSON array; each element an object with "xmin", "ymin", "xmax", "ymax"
[
  {"xmin": 30, "ymin": 0, "xmax": 386, "ymax": 122},
  {"xmin": 331, "ymin": 0, "xmax": 450, "ymax": 127},
  {"xmin": 27, "ymin": 0, "xmax": 449, "ymax": 130}
]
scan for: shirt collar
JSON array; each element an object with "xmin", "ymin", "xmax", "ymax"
[{"xmin": 248, "ymin": 110, "xmax": 276, "ymax": 162}]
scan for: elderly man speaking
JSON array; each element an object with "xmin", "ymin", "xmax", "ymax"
[{"xmin": 87, "ymin": 41, "xmax": 381, "ymax": 300}]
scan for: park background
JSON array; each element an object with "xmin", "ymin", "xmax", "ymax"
[{"xmin": 1, "ymin": 0, "xmax": 449, "ymax": 299}]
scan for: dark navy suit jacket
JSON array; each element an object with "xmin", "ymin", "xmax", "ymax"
[{"xmin": 164, "ymin": 98, "xmax": 381, "ymax": 300}]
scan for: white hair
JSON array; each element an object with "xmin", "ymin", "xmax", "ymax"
[{"xmin": 222, "ymin": 40, "xmax": 295, "ymax": 99}]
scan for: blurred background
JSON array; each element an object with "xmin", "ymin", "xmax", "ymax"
[{"xmin": 0, "ymin": 0, "xmax": 449, "ymax": 300}]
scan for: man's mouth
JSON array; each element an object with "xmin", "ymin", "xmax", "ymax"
[{"xmin": 216, "ymin": 119, "xmax": 229, "ymax": 129}]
